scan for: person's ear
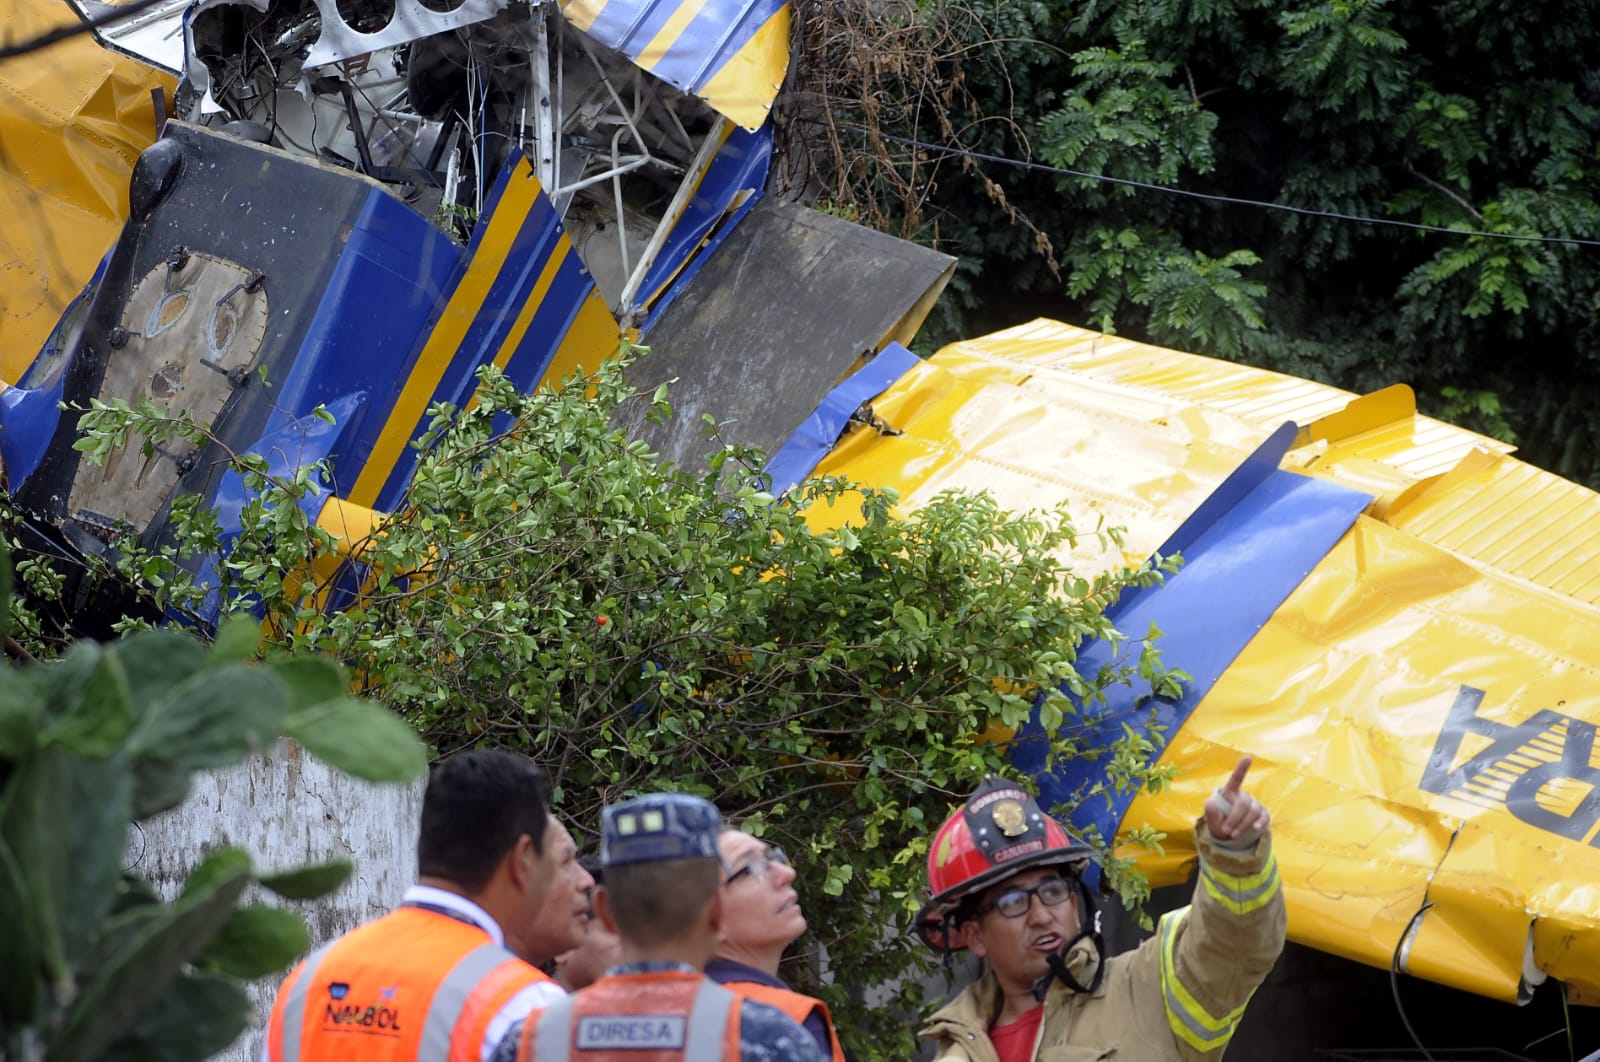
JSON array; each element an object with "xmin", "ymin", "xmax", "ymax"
[
  {"xmin": 506, "ymin": 833, "xmax": 536, "ymax": 892},
  {"xmin": 964, "ymin": 920, "xmax": 989, "ymax": 960},
  {"xmin": 594, "ymin": 885, "xmax": 622, "ymax": 934},
  {"xmin": 705, "ymin": 886, "xmax": 724, "ymax": 936}
]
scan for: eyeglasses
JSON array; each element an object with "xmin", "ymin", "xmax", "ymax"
[
  {"xmin": 977, "ymin": 877, "xmax": 1074, "ymax": 919},
  {"xmin": 725, "ymin": 845, "xmax": 789, "ymax": 886}
]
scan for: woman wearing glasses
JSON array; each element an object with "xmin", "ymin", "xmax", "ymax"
[
  {"xmin": 917, "ymin": 761, "xmax": 1285, "ymax": 1061},
  {"xmin": 707, "ymin": 829, "xmax": 849, "ymax": 1062}
]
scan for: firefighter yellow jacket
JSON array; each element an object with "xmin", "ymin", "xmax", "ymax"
[{"xmin": 920, "ymin": 823, "xmax": 1285, "ymax": 1062}]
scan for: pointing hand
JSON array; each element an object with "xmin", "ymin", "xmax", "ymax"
[{"xmin": 1204, "ymin": 755, "xmax": 1270, "ymax": 848}]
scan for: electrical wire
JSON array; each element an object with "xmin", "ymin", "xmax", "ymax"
[
  {"xmin": 1390, "ymin": 900, "xmax": 1440, "ymax": 1062},
  {"xmin": 0, "ymin": 0, "xmax": 174, "ymax": 62},
  {"xmin": 842, "ymin": 124, "xmax": 1600, "ymax": 250}
]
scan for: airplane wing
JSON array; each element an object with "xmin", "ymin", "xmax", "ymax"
[{"xmin": 781, "ymin": 318, "xmax": 1600, "ymax": 1006}]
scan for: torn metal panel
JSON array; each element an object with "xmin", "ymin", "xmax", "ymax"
[
  {"xmin": 5, "ymin": 120, "xmax": 619, "ymax": 624},
  {"xmin": 67, "ymin": 0, "xmax": 192, "ymax": 73},
  {"xmin": 793, "ymin": 318, "xmax": 1600, "ymax": 1007},
  {"xmin": 0, "ymin": 0, "xmax": 173, "ymax": 382},
  {"xmin": 617, "ymin": 196, "xmax": 953, "ymax": 473},
  {"xmin": 1113, "ymin": 512, "xmax": 1600, "ymax": 1005},
  {"xmin": 302, "ymin": 0, "xmax": 511, "ymax": 69},
  {"xmin": 559, "ymin": 0, "xmax": 789, "ymax": 130},
  {"xmin": 163, "ymin": 0, "xmax": 748, "ymax": 324}
]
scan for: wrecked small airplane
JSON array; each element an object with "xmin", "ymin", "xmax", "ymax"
[
  {"xmin": 0, "ymin": 0, "xmax": 953, "ymax": 624},
  {"xmin": 2, "ymin": 0, "xmax": 1598, "ymax": 1049}
]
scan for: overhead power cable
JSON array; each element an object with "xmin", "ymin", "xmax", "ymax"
[
  {"xmin": 0, "ymin": 0, "xmax": 173, "ymax": 63},
  {"xmin": 847, "ymin": 125, "xmax": 1600, "ymax": 249}
]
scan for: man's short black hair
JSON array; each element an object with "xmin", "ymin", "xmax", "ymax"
[
  {"xmin": 604, "ymin": 857, "xmax": 718, "ymax": 947},
  {"xmin": 417, "ymin": 750, "xmax": 552, "ymax": 891}
]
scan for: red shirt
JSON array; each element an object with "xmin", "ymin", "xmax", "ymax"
[{"xmin": 989, "ymin": 1004, "xmax": 1044, "ymax": 1062}]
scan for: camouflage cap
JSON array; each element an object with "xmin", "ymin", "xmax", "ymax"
[{"xmin": 601, "ymin": 793, "xmax": 722, "ymax": 867}]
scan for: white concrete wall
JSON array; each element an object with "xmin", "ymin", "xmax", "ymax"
[{"xmin": 134, "ymin": 739, "xmax": 425, "ymax": 1062}]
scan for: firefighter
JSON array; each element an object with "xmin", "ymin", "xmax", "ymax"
[
  {"xmin": 265, "ymin": 750, "xmax": 569, "ymax": 1062},
  {"xmin": 492, "ymin": 793, "xmax": 827, "ymax": 1062},
  {"xmin": 918, "ymin": 757, "xmax": 1285, "ymax": 1062},
  {"xmin": 706, "ymin": 827, "xmax": 849, "ymax": 1061}
]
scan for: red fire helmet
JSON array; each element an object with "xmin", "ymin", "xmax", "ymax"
[{"xmin": 915, "ymin": 776, "xmax": 1093, "ymax": 953}]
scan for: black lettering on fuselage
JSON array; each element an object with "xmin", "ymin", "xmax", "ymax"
[{"xmin": 1421, "ymin": 685, "xmax": 1600, "ymax": 844}]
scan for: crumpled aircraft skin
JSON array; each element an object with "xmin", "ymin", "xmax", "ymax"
[
  {"xmin": 788, "ymin": 319, "xmax": 1600, "ymax": 1007},
  {"xmin": 0, "ymin": 0, "xmax": 173, "ymax": 383}
]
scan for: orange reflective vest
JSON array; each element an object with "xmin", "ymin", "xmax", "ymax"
[
  {"xmin": 267, "ymin": 905, "xmax": 555, "ymax": 1062},
  {"xmin": 515, "ymin": 970, "xmax": 742, "ymax": 1061},
  {"xmin": 721, "ymin": 981, "xmax": 846, "ymax": 1062}
]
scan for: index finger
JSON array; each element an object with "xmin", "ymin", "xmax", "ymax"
[{"xmin": 1221, "ymin": 755, "xmax": 1253, "ymax": 798}]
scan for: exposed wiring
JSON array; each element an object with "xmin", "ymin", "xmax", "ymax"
[
  {"xmin": 1390, "ymin": 900, "xmax": 1439, "ymax": 1062},
  {"xmin": 0, "ymin": 0, "xmax": 174, "ymax": 62},
  {"xmin": 837, "ymin": 124, "xmax": 1600, "ymax": 250}
]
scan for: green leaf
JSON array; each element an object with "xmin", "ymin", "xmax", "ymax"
[
  {"xmin": 0, "ymin": 751, "xmax": 67, "ymax": 984},
  {"xmin": 209, "ymin": 614, "xmax": 262, "ymax": 664},
  {"xmin": 0, "ymin": 671, "xmax": 40, "ymax": 763},
  {"xmin": 58, "ymin": 752, "xmax": 134, "ymax": 967},
  {"xmin": 51, "ymin": 854, "xmax": 251, "ymax": 1062},
  {"xmin": 266, "ymin": 654, "xmax": 352, "ymax": 712},
  {"xmin": 286, "ymin": 698, "xmax": 427, "ymax": 782},
  {"xmin": 40, "ymin": 649, "xmax": 134, "ymax": 758},
  {"xmin": 131, "ymin": 757, "xmax": 192, "ymax": 819},
  {"xmin": 0, "ymin": 835, "xmax": 41, "ymax": 1030},
  {"xmin": 108, "ymin": 872, "xmax": 162, "ymax": 918},
  {"xmin": 99, "ymin": 969, "xmax": 252, "ymax": 1062},
  {"xmin": 127, "ymin": 663, "xmax": 289, "ymax": 772},
  {"xmin": 259, "ymin": 859, "xmax": 354, "ymax": 900},
  {"xmin": 111, "ymin": 630, "xmax": 209, "ymax": 727},
  {"xmin": 181, "ymin": 847, "xmax": 254, "ymax": 899},
  {"xmin": 40, "ymin": 640, "xmax": 105, "ymax": 722},
  {"xmin": 0, "ymin": 547, "xmax": 11, "ymax": 647},
  {"xmin": 194, "ymin": 905, "xmax": 309, "ymax": 979}
]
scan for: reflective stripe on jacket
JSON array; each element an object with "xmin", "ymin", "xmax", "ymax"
[
  {"xmin": 516, "ymin": 970, "xmax": 742, "ymax": 1061},
  {"xmin": 267, "ymin": 906, "xmax": 554, "ymax": 1062},
  {"xmin": 720, "ymin": 981, "xmax": 846, "ymax": 1062}
]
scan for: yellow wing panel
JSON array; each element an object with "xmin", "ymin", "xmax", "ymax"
[
  {"xmin": 1119, "ymin": 515, "xmax": 1600, "ymax": 1002},
  {"xmin": 0, "ymin": 0, "xmax": 173, "ymax": 381}
]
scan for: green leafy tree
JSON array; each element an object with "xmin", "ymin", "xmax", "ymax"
[
  {"xmin": 0, "ymin": 553, "xmax": 427, "ymax": 1061},
  {"xmin": 53, "ymin": 352, "xmax": 1181, "ymax": 1059},
  {"xmin": 790, "ymin": 0, "xmax": 1600, "ymax": 486}
]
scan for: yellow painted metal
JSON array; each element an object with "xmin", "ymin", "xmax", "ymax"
[
  {"xmin": 1385, "ymin": 450, "xmax": 1600, "ymax": 606},
  {"xmin": 696, "ymin": 4, "xmax": 790, "ymax": 131},
  {"xmin": 556, "ymin": 0, "xmax": 789, "ymax": 131},
  {"xmin": 349, "ymin": 155, "xmax": 548, "ymax": 507},
  {"xmin": 639, "ymin": 0, "xmax": 716, "ymax": 68},
  {"xmin": 1116, "ymin": 515, "xmax": 1600, "ymax": 1003},
  {"xmin": 534, "ymin": 289, "xmax": 626, "ymax": 387},
  {"xmin": 807, "ymin": 318, "xmax": 1600, "ymax": 1003},
  {"xmin": 809, "ymin": 318, "xmax": 1572, "ymax": 601},
  {"xmin": 560, "ymin": 0, "xmax": 605, "ymax": 32},
  {"xmin": 0, "ymin": 0, "xmax": 173, "ymax": 381}
]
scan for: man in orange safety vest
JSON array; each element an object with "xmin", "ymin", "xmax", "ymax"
[{"xmin": 266, "ymin": 750, "xmax": 571, "ymax": 1062}]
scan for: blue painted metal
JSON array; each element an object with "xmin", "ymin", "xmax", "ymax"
[
  {"xmin": 271, "ymin": 186, "xmax": 462, "ymax": 503},
  {"xmin": 763, "ymin": 343, "xmax": 922, "ymax": 495},
  {"xmin": 1, "ymin": 256, "xmax": 112, "ymax": 488},
  {"xmin": 650, "ymin": 0, "xmax": 786, "ymax": 90},
  {"xmin": 635, "ymin": 124, "xmax": 772, "ymax": 320},
  {"xmin": 196, "ymin": 390, "xmax": 367, "ymax": 624},
  {"xmin": 1007, "ymin": 425, "xmax": 1374, "ymax": 874},
  {"xmin": 368, "ymin": 155, "xmax": 604, "ymax": 509},
  {"xmin": 500, "ymin": 246, "xmax": 600, "ymax": 388},
  {"xmin": 581, "ymin": 0, "xmax": 785, "ymax": 98}
]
